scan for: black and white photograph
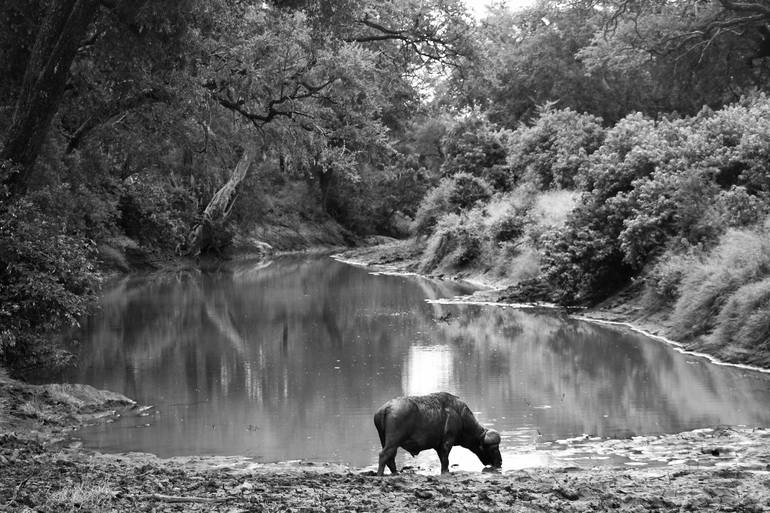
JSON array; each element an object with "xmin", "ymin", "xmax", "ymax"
[{"xmin": 2, "ymin": 0, "xmax": 770, "ymax": 511}]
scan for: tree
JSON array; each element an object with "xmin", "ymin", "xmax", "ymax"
[
  {"xmin": 449, "ymin": 1, "xmax": 653, "ymax": 125},
  {"xmin": 576, "ymin": 0, "xmax": 770, "ymax": 114},
  {"xmin": 185, "ymin": 1, "xmax": 475, "ymax": 253},
  {"xmin": 0, "ymin": 0, "xmax": 101, "ymax": 195}
]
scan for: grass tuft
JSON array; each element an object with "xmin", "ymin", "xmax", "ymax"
[
  {"xmin": 670, "ymin": 224, "xmax": 770, "ymax": 342},
  {"xmin": 47, "ymin": 481, "xmax": 116, "ymax": 511}
]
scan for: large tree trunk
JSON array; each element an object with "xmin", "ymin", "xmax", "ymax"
[
  {"xmin": 187, "ymin": 146, "xmax": 257, "ymax": 255},
  {"xmin": 0, "ymin": 0, "xmax": 101, "ymax": 195},
  {"xmin": 311, "ymin": 162, "xmax": 333, "ymax": 213}
]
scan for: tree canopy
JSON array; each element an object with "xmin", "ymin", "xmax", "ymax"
[{"xmin": 3, "ymin": 0, "xmax": 770, "ymax": 367}]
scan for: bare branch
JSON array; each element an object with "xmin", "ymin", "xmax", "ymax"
[{"xmin": 719, "ymin": 0, "xmax": 770, "ymax": 17}]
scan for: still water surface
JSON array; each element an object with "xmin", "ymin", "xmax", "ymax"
[{"xmin": 49, "ymin": 255, "xmax": 770, "ymax": 470}]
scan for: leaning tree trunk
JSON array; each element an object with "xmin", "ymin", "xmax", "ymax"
[
  {"xmin": 187, "ymin": 146, "xmax": 257, "ymax": 256},
  {"xmin": 0, "ymin": 0, "xmax": 100, "ymax": 196}
]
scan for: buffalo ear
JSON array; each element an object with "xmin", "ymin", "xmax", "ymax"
[{"xmin": 484, "ymin": 429, "xmax": 501, "ymax": 446}]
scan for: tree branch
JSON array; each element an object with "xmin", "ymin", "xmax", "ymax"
[
  {"xmin": 719, "ymin": 0, "xmax": 770, "ymax": 17},
  {"xmin": 65, "ymin": 86, "xmax": 172, "ymax": 154}
]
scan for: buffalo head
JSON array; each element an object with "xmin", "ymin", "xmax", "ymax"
[{"xmin": 476, "ymin": 429, "xmax": 502, "ymax": 468}]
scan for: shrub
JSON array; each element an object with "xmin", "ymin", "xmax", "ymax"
[
  {"xmin": 491, "ymin": 213, "xmax": 524, "ymax": 244},
  {"xmin": 440, "ymin": 115, "xmax": 513, "ymax": 187},
  {"xmin": 534, "ymin": 113, "xmax": 677, "ymax": 302},
  {"xmin": 507, "ymin": 107, "xmax": 604, "ymax": 190},
  {"xmin": 0, "ymin": 195, "xmax": 98, "ymax": 364},
  {"xmin": 449, "ymin": 173, "xmax": 494, "ymax": 210},
  {"xmin": 642, "ymin": 251, "xmax": 698, "ymax": 309},
  {"xmin": 528, "ymin": 190, "xmax": 579, "ymax": 229},
  {"xmin": 617, "ymin": 166, "xmax": 722, "ymax": 269},
  {"xmin": 577, "ymin": 112, "xmax": 676, "ymax": 197},
  {"xmin": 420, "ymin": 213, "xmax": 485, "ymax": 272},
  {"xmin": 481, "ymin": 191, "xmax": 533, "ymax": 245},
  {"xmin": 699, "ymin": 93, "xmax": 770, "ymax": 194},
  {"xmin": 412, "ymin": 173, "xmax": 492, "ymax": 236},
  {"xmin": 715, "ymin": 186, "xmax": 768, "ymax": 227},
  {"xmin": 120, "ymin": 176, "xmax": 196, "ymax": 254},
  {"xmin": 28, "ymin": 182, "xmax": 120, "ymax": 243},
  {"xmin": 538, "ymin": 97, "xmax": 770, "ymax": 303},
  {"xmin": 539, "ymin": 218, "xmax": 633, "ymax": 304}
]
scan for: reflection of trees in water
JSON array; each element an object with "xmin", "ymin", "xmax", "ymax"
[
  {"xmin": 432, "ymin": 307, "xmax": 770, "ymax": 439},
  {"xmin": 68, "ymin": 259, "xmax": 770, "ymax": 460},
  {"xmin": 70, "ymin": 257, "xmax": 477, "ymax": 459}
]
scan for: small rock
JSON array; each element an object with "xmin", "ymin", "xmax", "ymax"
[{"xmin": 415, "ymin": 490, "xmax": 433, "ymax": 499}]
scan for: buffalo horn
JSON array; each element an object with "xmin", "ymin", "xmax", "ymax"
[{"xmin": 484, "ymin": 429, "xmax": 501, "ymax": 445}]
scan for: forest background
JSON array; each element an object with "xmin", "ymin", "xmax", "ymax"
[{"xmin": 2, "ymin": 0, "xmax": 770, "ymax": 371}]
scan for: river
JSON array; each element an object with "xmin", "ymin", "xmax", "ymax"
[{"xmin": 44, "ymin": 255, "xmax": 770, "ymax": 471}]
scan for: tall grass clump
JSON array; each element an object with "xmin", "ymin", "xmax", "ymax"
[
  {"xmin": 670, "ymin": 224, "xmax": 770, "ymax": 340},
  {"xmin": 420, "ymin": 213, "xmax": 485, "ymax": 272},
  {"xmin": 642, "ymin": 251, "xmax": 698, "ymax": 309},
  {"xmin": 710, "ymin": 277, "xmax": 770, "ymax": 360}
]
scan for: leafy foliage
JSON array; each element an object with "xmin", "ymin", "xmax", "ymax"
[
  {"xmin": 537, "ymin": 95, "xmax": 770, "ymax": 303},
  {"xmin": 440, "ymin": 115, "xmax": 512, "ymax": 188},
  {"xmin": 421, "ymin": 213, "xmax": 485, "ymax": 272},
  {"xmin": 412, "ymin": 173, "xmax": 493, "ymax": 236},
  {"xmin": 507, "ymin": 107, "xmax": 604, "ymax": 190},
  {"xmin": 0, "ymin": 185, "xmax": 98, "ymax": 363}
]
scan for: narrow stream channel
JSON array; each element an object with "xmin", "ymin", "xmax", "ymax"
[{"xmin": 38, "ymin": 255, "xmax": 770, "ymax": 471}]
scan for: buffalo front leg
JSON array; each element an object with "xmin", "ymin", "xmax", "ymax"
[
  {"xmin": 436, "ymin": 444, "xmax": 452, "ymax": 474},
  {"xmin": 377, "ymin": 446, "xmax": 398, "ymax": 476}
]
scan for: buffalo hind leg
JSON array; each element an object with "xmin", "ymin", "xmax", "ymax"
[{"xmin": 377, "ymin": 446, "xmax": 398, "ymax": 476}]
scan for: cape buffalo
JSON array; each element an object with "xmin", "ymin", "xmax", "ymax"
[{"xmin": 373, "ymin": 392, "xmax": 502, "ymax": 475}]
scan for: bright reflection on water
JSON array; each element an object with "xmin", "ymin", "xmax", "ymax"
[{"xmin": 46, "ymin": 255, "xmax": 770, "ymax": 470}]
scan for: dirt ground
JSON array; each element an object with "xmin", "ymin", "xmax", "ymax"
[{"xmin": 3, "ymin": 425, "xmax": 770, "ymax": 512}]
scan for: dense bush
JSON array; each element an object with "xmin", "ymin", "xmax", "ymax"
[
  {"xmin": 120, "ymin": 176, "xmax": 197, "ymax": 254},
  {"xmin": 417, "ymin": 186, "xmax": 575, "ymax": 281},
  {"xmin": 412, "ymin": 173, "xmax": 492, "ymax": 236},
  {"xmin": 538, "ymin": 96, "xmax": 770, "ymax": 303},
  {"xmin": 32, "ymin": 149, "xmax": 123, "ymax": 242},
  {"xmin": 539, "ymin": 218, "xmax": 633, "ymax": 304},
  {"xmin": 614, "ymin": 98, "xmax": 770, "ymax": 270},
  {"xmin": 440, "ymin": 116, "xmax": 512, "ymax": 188},
  {"xmin": 323, "ymin": 163, "xmax": 433, "ymax": 237},
  {"xmin": 0, "ymin": 193, "xmax": 98, "ymax": 364},
  {"xmin": 507, "ymin": 107, "xmax": 604, "ymax": 190},
  {"xmin": 420, "ymin": 213, "xmax": 485, "ymax": 272},
  {"xmin": 617, "ymin": 167, "xmax": 722, "ymax": 269},
  {"xmin": 642, "ymin": 251, "xmax": 697, "ymax": 309}
]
